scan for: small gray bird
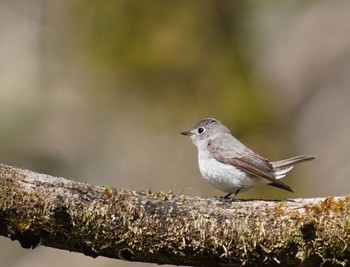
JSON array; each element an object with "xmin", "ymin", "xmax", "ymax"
[{"xmin": 181, "ymin": 118, "xmax": 315, "ymax": 199}]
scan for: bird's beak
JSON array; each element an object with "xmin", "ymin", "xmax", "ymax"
[{"xmin": 181, "ymin": 131, "xmax": 193, "ymax": 137}]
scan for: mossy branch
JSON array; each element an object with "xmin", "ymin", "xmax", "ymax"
[{"xmin": 0, "ymin": 163, "xmax": 349, "ymax": 266}]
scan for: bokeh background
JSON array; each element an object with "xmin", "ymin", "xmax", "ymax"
[{"xmin": 1, "ymin": 1, "xmax": 350, "ymax": 266}]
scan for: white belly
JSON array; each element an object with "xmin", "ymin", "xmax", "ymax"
[{"xmin": 198, "ymin": 154, "xmax": 267, "ymax": 193}]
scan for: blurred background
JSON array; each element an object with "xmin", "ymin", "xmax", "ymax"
[{"xmin": 1, "ymin": 0, "xmax": 350, "ymax": 266}]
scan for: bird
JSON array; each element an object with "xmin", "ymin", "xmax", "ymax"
[{"xmin": 181, "ymin": 118, "xmax": 315, "ymax": 199}]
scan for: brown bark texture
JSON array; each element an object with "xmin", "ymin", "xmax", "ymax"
[{"xmin": 0, "ymin": 163, "xmax": 349, "ymax": 266}]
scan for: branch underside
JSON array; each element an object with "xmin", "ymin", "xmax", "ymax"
[{"xmin": 0, "ymin": 163, "xmax": 349, "ymax": 266}]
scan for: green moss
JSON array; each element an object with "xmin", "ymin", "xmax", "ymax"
[{"xmin": 1, "ymin": 164, "xmax": 349, "ymax": 266}]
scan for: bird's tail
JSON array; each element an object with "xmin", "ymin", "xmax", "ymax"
[{"xmin": 271, "ymin": 155, "xmax": 315, "ymax": 179}]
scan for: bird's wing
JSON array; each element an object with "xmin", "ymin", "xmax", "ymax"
[{"xmin": 207, "ymin": 135, "xmax": 293, "ymax": 192}]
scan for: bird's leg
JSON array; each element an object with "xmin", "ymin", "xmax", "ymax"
[
  {"xmin": 223, "ymin": 192, "xmax": 233, "ymax": 199},
  {"xmin": 229, "ymin": 186, "xmax": 242, "ymax": 200},
  {"xmin": 220, "ymin": 186, "xmax": 242, "ymax": 202}
]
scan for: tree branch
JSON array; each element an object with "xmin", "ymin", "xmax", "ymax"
[{"xmin": 0, "ymin": 163, "xmax": 349, "ymax": 266}]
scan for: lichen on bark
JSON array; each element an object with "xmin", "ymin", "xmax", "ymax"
[{"xmin": 0, "ymin": 163, "xmax": 349, "ymax": 266}]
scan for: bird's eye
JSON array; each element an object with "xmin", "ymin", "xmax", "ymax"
[{"xmin": 198, "ymin": 127, "xmax": 204, "ymax": 134}]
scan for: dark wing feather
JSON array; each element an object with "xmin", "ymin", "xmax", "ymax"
[
  {"xmin": 207, "ymin": 135, "xmax": 293, "ymax": 192},
  {"xmin": 232, "ymin": 156, "xmax": 293, "ymax": 192}
]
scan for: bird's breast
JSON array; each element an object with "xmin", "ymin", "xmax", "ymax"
[{"xmin": 197, "ymin": 153, "xmax": 248, "ymax": 192}]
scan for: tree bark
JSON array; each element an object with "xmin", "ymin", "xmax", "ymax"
[{"xmin": 0, "ymin": 163, "xmax": 349, "ymax": 266}]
